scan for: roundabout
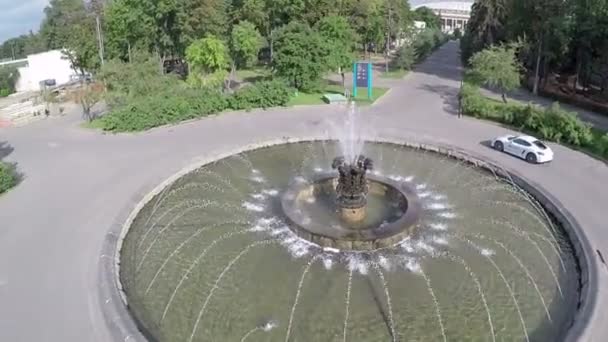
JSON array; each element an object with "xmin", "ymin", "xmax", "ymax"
[{"xmin": 0, "ymin": 42, "xmax": 606, "ymax": 342}]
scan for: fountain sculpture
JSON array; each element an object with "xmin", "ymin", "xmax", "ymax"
[{"xmin": 332, "ymin": 155, "xmax": 373, "ymax": 224}]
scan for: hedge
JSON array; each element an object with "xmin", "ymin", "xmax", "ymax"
[
  {"xmin": 461, "ymin": 83, "xmax": 608, "ymax": 159},
  {"xmin": 0, "ymin": 162, "xmax": 18, "ymax": 194},
  {"xmin": 98, "ymin": 80, "xmax": 293, "ymax": 132}
]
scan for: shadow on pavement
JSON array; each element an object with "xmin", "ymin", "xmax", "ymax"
[
  {"xmin": 418, "ymin": 83, "xmax": 459, "ymax": 115},
  {"xmin": 479, "ymin": 140, "xmax": 494, "ymax": 149},
  {"xmin": 413, "ymin": 41, "xmax": 464, "ymax": 83},
  {"xmin": 0, "ymin": 141, "xmax": 14, "ymax": 160}
]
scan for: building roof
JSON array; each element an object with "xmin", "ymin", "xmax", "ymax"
[{"xmin": 412, "ymin": 1, "xmax": 474, "ymax": 12}]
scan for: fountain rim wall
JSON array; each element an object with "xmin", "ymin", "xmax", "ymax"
[{"xmin": 100, "ymin": 136, "xmax": 596, "ymax": 342}]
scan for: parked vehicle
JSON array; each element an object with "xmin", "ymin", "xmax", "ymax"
[{"xmin": 491, "ymin": 135, "xmax": 554, "ymax": 163}]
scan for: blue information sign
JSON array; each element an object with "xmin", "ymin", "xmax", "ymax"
[
  {"xmin": 352, "ymin": 62, "xmax": 373, "ymax": 99},
  {"xmin": 356, "ymin": 63, "xmax": 369, "ymax": 87}
]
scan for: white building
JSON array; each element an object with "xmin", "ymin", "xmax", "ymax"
[
  {"xmin": 412, "ymin": 1, "xmax": 474, "ymax": 34},
  {"xmin": 13, "ymin": 50, "xmax": 78, "ymax": 93}
]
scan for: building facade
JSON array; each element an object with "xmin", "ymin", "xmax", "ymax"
[{"xmin": 412, "ymin": 1, "xmax": 473, "ymax": 34}]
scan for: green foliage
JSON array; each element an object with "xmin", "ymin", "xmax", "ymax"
[
  {"xmin": 460, "ymin": 0, "xmax": 509, "ymax": 64},
  {"xmin": 412, "ymin": 28, "xmax": 446, "ymax": 61},
  {"xmin": 99, "ymin": 88, "xmax": 228, "ymax": 132},
  {"xmin": 273, "ymin": 22, "xmax": 329, "ymax": 91},
  {"xmin": 39, "ymin": 0, "xmax": 100, "ymax": 72},
  {"xmin": 228, "ymin": 80, "xmax": 293, "ymax": 110},
  {"xmin": 392, "ymin": 45, "xmax": 415, "ymax": 70},
  {"xmin": 95, "ymin": 79, "xmax": 294, "ymax": 132},
  {"xmin": 230, "ymin": 21, "xmax": 263, "ymax": 69},
  {"xmin": 98, "ymin": 54, "xmax": 181, "ymax": 107},
  {"xmin": 460, "ymin": 83, "xmax": 607, "ymax": 158},
  {"xmin": 0, "ymin": 162, "xmax": 18, "ymax": 194},
  {"xmin": 315, "ymin": 15, "xmax": 357, "ymax": 72},
  {"xmin": 186, "ymin": 37, "xmax": 230, "ymax": 74},
  {"xmin": 468, "ymin": 44, "xmax": 521, "ymax": 100},
  {"xmin": 413, "ymin": 7, "xmax": 441, "ymax": 29},
  {"xmin": 0, "ymin": 66, "xmax": 19, "ymax": 97}
]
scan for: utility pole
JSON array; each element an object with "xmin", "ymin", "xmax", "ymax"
[
  {"xmin": 385, "ymin": 5, "xmax": 392, "ymax": 73},
  {"xmin": 96, "ymin": 14, "xmax": 105, "ymax": 66}
]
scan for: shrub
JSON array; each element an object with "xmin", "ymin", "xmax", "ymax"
[
  {"xmin": 229, "ymin": 80, "xmax": 293, "ymax": 110},
  {"xmin": 98, "ymin": 80, "xmax": 294, "ymax": 132},
  {"xmin": 392, "ymin": 45, "xmax": 415, "ymax": 70},
  {"xmin": 598, "ymin": 134, "xmax": 608, "ymax": 157},
  {"xmin": 460, "ymin": 82, "xmax": 602, "ymax": 154},
  {"xmin": 0, "ymin": 65, "xmax": 19, "ymax": 97},
  {"xmin": 0, "ymin": 162, "xmax": 18, "ymax": 194},
  {"xmin": 99, "ymin": 89, "xmax": 228, "ymax": 132}
]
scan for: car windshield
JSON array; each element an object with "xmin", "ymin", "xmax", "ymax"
[
  {"xmin": 508, "ymin": 136, "xmax": 516, "ymax": 141},
  {"xmin": 533, "ymin": 140, "xmax": 547, "ymax": 149}
]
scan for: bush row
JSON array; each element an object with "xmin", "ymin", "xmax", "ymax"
[
  {"xmin": 461, "ymin": 83, "xmax": 608, "ymax": 158},
  {"xmin": 98, "ymin": 80, "xmax": 293, "ymax": 132},
  {"xmin": 0, "ymin": 162, "xmax": 18, "ymax": 194},
  {"xmin": 392, "ymin": 28, "xmax": 448, "ymax": 70}
]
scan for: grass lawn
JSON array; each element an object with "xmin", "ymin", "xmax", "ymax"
[
  {"xmin": 287, "ymin": 84, "xmax": 389, "ymax": 106},
  {"xmin": 380, "ymin": 69, "xmax": 408, "ymax": 79}
]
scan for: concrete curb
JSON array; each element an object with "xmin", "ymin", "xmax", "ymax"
[{"xmin": 100, "ymin": 136, "xmax": 593, "ymax": 342}]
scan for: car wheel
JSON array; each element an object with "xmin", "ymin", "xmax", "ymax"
[
  {"xmin": 526, "ymin": 153, "xmax": 537, "ymax": 164},
  {"xmin": 493, "ymin": 141, "xmax": 504, "ymax": 152}
]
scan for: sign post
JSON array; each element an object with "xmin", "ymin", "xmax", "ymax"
[{"xmin": 353, "ymin": 62, "xmax": 373, "ymax": 100}]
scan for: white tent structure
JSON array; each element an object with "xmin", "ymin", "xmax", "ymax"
[{"xmin": 15, "ymin": 50, "xmax": 78, "ymax": 93}]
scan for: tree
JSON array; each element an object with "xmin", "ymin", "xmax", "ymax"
[
  {"xmin": 392, "ymin": 44, "xmax": 415, "ymax": 70},
  {"xmin": 0, "ymin": 66, "xmax": 19, "ymax": 97},
  {"xmin": 70, "ymin": 82, "xmax": 104, "ymax": 121},
  {"xmin": 185, "ymin": 36, "xmax": 230, "ymax": 89},
  {"xmin": 228, "ymin": 21, "xmax": 263, "ymax": 88},
  {"xmin": 273, "ymin": 22, "xmax": 329, "ymax": 91},
  {"xmin": 236, "ymin": 0, "xmax": 304, "ymax": 61},
  {"xmin": 179, "ymin": 0, "xmax": 230, "ymax": 49},
  {"xmin": 315, "ymin": 15, "xmax": 357, "ymax": 88},
  {"xmin": 413, "ymin": 7, "xmax": 441, "ymax": 29},
  {"xmin": 230, "ymin": 21, "xmax": 263, "ymax": 69},
  {"xmin": 38, "ymin": 0, "xmax": 100, "ymax": 72},
  {"xmin": 105, "ymin": 0, "xmax": 155, "ymax": 62},
  {"xmin": 461, "ymin": 0, "xmax": 509, "ymax": 64},
  {"xmin": 469, "ymin": 44, "xmax": 521, "ymax": 102}
]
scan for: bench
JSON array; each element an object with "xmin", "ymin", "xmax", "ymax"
[{"xmin": 323, "ymin": 93, "xmax": 348, "ymax": 104}]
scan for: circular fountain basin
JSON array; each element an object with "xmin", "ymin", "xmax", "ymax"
[
  {"xmin": 281, "ymin": 173, "xmax": 422, "ymax": 250},
  {"xmin": 118, "ymin": 141, "xmax": 581, "ymax": 342}
]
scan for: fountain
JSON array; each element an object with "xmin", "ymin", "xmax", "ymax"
[
  {"xmin": 117, "ymin": 106, "xmax": 581, "ymax": 342},
  {"xmin": 332, "ymin": 155, "xmax": 373, "ymax": 223}
]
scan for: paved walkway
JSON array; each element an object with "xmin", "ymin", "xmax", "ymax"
[{"xmin": 0, "ymin": 41, "xmax": 607, "ymax": 342}]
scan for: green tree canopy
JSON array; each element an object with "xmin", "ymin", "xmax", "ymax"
[
  {"xmin": 230, "ymin": 21, "xmax": 263, "ymax": 69},
  {"xmin": 413, "ymin": 7, "xmax": 441, "ymax": 29},
  {"xmin": 273, "ymin": 22, "xmax": 329, "ymax": 91},
  {"xmin": 469, "ymin": 44, "xmax": 521, "ymax": 102},
  {"xmin": 315, "ymin": 15, "xmax": 357, "ymax": 87}
]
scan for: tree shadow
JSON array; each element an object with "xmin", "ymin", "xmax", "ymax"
[
  {"xmin": 418, "ymin": 83, "xmax": 460, "ymax": 115},
  {"xmin": 412, "ymin": 42, "xmax": 465, "ymax": 83},
  {"xmin": 0, "ymin": 141, "xmax": 14, "ymax": 160}
]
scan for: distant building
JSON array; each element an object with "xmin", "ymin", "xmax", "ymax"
[
  {"xmin": 412, "ymin": 1, "xmax": 473, "ymax": 34},
  {"xmin": 13, "ymin": 50, "xmax": 78, "ymax": 93}
]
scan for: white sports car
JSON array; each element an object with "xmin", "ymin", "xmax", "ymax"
[{"xmin": 491, "ymin": 135, "xmax": 554, "ymax": 163}]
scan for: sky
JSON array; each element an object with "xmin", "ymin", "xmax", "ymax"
[
  {"xmin": 0, "ymin": 0, "xmax": 471, "ymax": 45},
  {"xmin": 0, "ymin": 0, "xmax": 49, "ymax": 44}
]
